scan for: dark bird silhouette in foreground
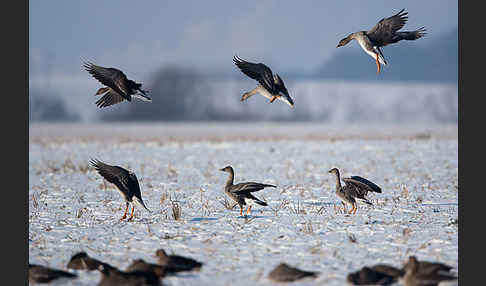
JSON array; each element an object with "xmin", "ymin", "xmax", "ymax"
[
  {"xmin": 96, "ymin": 263, "xmax": 161, "ymax": 286},
  {"xmin": 400, "ymin": 256, "xmax": 457, "ymax": 286},
  {"xmin": 336, "ymin": 9, "xmax": 426, "ymax": 73},
  {"xmin": 347, "ymin": 264, "xmax": 404, "ymax": 285},
  {"xmin": 328, "ymin": 168, "xmax": 381, "ymax": 214},
  {"xmin": 83, "ymin": 61, "xmax": 151, "ymax": 108},
  {"xmin": 91, "ymin": 159, "xmax": 150, "ymax": 221},
  {"xmin": 125, "ymin": 259, "xmax": 169, "ymax": 278},
  {"xmin": 28, "ymin": 264, "xmax": 77, "ymax": 284},
  {"xmin": 219, "ymin": 165, "xmax": 275, "ymax": 216},
  {"xmin": 233, "ymin": 55, "xmax": 294, "ymax": 107},
  {"xmin": 67, "ymin": 251, "xmax": 110, "ymax": 271},
  {"xmin": 155, "ymin": 249, "xmax": 203, "ymax": 273},
  {"xmin": 402, "ymin": 256, "xmax": 454, "ymax": 275},
  {"xmin": 268, "ymin": 263, "xmax": 319, "ymax": 282}
]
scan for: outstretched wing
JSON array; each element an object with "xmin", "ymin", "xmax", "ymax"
[
  {"xmin": 83, "ymin": 62, "xmax": 132, "ymax": 101},
  {"xmin": 90, "ymin": 159, "xmax": 131, "ymax": 193},
  {"xmin": 233, "ymin": 55, "xmax": 275, "ymax": 93},
  {"xmin": 230, "ymin": 182, "xmax": 276, "ymax": 194},
  {"xmin": 343, "ymin": 176, "xmax": 382, "ymax": 194},
  {"xmin": 95, "ymin": 88, "xmax": 127, "ymax": 108},
  {"xmin": 367, "ymin": 9, "xmax": 408, "ymax": 45}
]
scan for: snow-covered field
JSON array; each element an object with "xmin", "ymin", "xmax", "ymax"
[{"xmin": 29, "ymin": 123, "xmax": 458, "ymax": 285}]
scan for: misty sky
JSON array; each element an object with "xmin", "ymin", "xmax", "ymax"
[{"xmin": 30, "ymin": 1, "xmax": 457, "ymax": 78}]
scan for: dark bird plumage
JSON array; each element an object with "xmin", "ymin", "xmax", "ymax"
[
  {"xmin": 96, "ymin": 263, "xmax": 161, "ymax": 286},
  {"xmin": 67, "ymin": 252, "xmax": 110, "ymax": 271},
  {"xmin": 328, "ymin": 168, "xmax": 381, "ymax": 214},
  {"xmin": 233, "ymin": 55, "xmax": 294, "ymax": 107},
  {"xmin": 220, "ymin": 165, "xmax": 275, "ymax": 216},
  {"xmin": 29, "ymin": 264, "xmax": 77, "ymax": 284},
  {"xmin": 90, "ymin": 159, "xmax": 150, "ymax": 221},
  {"xmin": 403, "ymin": 256, "xmax": 454, "ymax": 276},
  {"xmin": 268, "ymin": 263, "xmax": 319, "ymax": 282},
  {"xmin": 83, "ymin": 61, "xmax": 151, "ymax": 108},
  {"xmin": 400, "ymin": 256, "xmax": 457, "ymax": 286},
  {"xmin": 347, "ymin": 264, "xmax": 404, "ymax": 285},
  {"xmin": 125, "ymin": 259, "xmax": 168, "ymax": 278},
  {"xmin": 155, "ymin": 249, "xmax": 203, "ymax": 273},
  {"xmin": 336, "ymin": 9, "xmax": 426, "ymax": 73}
]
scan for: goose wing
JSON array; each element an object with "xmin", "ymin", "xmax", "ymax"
[
  {"xmin": 367, "ymin": 9, "xmax": 408, "ymax": 45},
  {"xmin": 90, "ymin": 159, "xmax": 131, "ymax": 193},
  {"xmin": 230, "ymin": 182, "xmax": 276, "ymax": 194},
  {"xmin": 233, "ymin": 55, "xmax": 275, "ymax": 93},
  {"xmin": 95, "ymin": 88, "xmax": 127, "ymax": 108},
  {"xmin": 343, "ymin": 176, "xmax": 382, "ymax": 193},
  {"xmin": 83, "ymin": 62, "xmax": 132, "ymax": 101}
]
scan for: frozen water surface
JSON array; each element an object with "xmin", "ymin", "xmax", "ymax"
[{"xmin": 29, "ymin": 123, "xmax": 458, "ymax": 285}]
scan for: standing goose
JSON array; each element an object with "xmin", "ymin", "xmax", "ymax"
[
  {"xmin": 233, "ymin": 55, "xmax": 294, "ymax": 108},
  {"xmin": 336, "ymin": 9, "xmax": 426, "ymax": 73},
  {"xmin": 83, "ymin": 61, "xmax": 151, "ymax": 108},
  {"xmin": 29, "ymin": 264, "xmax": 77, "ymax": 284},
  {"xmin": 328, "ymin": 168, "xmax": 381, "ymax": 214},
  {"xmin": 219, "ymin": 165, "xmax": 275, "ymax": 216},
  {"xmin": 90, "ymin": 159, "xmax": 150, "ymax": 221}
]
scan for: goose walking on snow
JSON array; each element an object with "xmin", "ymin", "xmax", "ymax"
[
  {"xmin": 91, "ymin": 159, "xmax": 150, "ymax": 221},
  {"xmin": 219, "ymin": 165, "xmax": 275, "ymax": 216},
  {"xmin": 336, "ymin": 9, "xmax": 426, "ymax": 73},
  {"xmin": 233, "ymin": 55, "xmax": 294, "ymax": 107},
  {"xmin": 328, "ymin": 168, "xmax": 381, "ymax": 214},
  {"xmin": 83, "ymin": 61, "xmax": 151, "ymax": 108}
]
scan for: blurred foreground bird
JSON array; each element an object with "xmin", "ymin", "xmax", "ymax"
[
  {"xmin": 328, "ymin": 168, "xmax": 381, "ymax": 214},
  {"xmin": 83, "ymin": 61, "xmax": 151, "ymax": 108},
  {"xmin": 29, "ymin": 264, "xmax": 77, "ymax": 284},
  {"xmin": 400, "ymin": 256, "xmax": 457, "ymax": 286},
  {"xmin": 155, "ymin": 249, "xmax": 203, "ymax": 273},
  {"xmin": 125, "ymin": 259, "xmax": 169, "ymax": 278},
  {"xmin": 67, "ymin": 252, "xmax": 109, "ymax": 271},
  {"xmin": 268, "ymin": 263, "xmax": 319, "ymax": 282},
  {"xmin": 91, "ymin": 159, "xmax": 150, "ymax": 221},
  {"xmin": 347, "ymin": 264, "xmax": 404, "ymax": 285},
  {"xmin": 336, "ymin": 9, "xmax": 426, "ymax": 73},
  {"xmin": 219, "ymin": 165, "xmax": 275, "ymax": 216},
  {"xmin": 96, "ymin": 263, "xmax": 161, "ymax": 286},
  {"xmin": 233, "ymin": 55, "xmax": 294, "ymax": 107}
]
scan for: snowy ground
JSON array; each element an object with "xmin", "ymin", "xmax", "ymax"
[{"xmin": 29, "ymin": 123, "xmax": 458, "ymax": 285}]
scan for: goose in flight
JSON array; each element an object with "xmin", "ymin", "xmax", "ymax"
[
  {"xmin": 220, "ymin": 165, "xmax": 275, "ymax": 216},
  {"xmin": 328, "ymin": 168, "xmax": 381, "ymax": 214},
  {"xmin": 233, "ymin": 55, "xmax": 294, "ymax": 108},
  {"xmin": 336, "ymin": 9, "xmax": 426, "ymax": 73},
  {"xmin": 83, "ymin": 61, "xmax": 151, "ymax": 108},
  {"xmin": 90, "ymin": 159, "xmax": 150, "ymax": 221}
]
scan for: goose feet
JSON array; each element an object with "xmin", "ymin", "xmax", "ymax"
[{"xmin": 375, "ymin": 54, "xmax": 381, "ymax": 74}]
